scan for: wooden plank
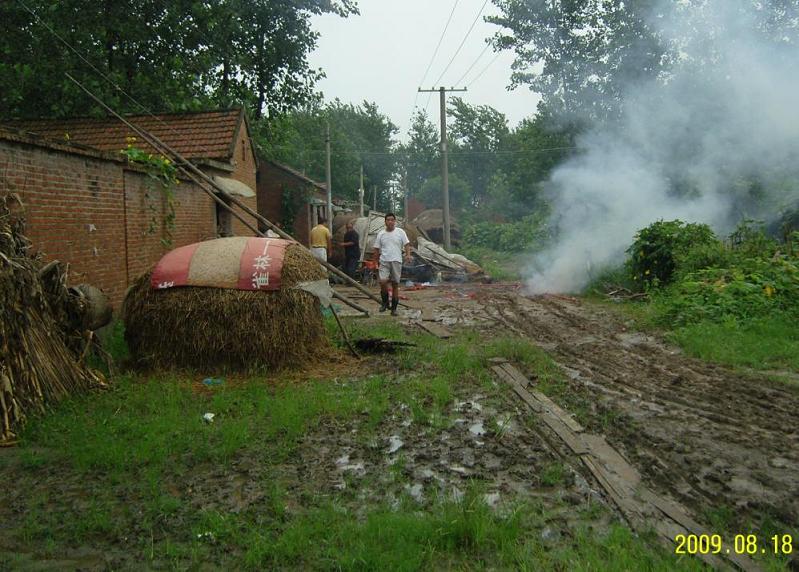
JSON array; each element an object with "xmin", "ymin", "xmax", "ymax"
[
  {"xmin": 416, "ymin": 321, "xmax": 452, "ymax": 339},
  {"xmin": 539, "ymin": 414, "xmax": 589, "ymax": 455},
  {"xmin": 639, "ymin": 490, "xmax": 762, "ymax": 572},
  {"xmin": 499, "ymin": 362, "xmax": 532, "ymax": 388},
  {"xmin": 582, "ymin": 456, "xmax": 647, "ymax": 525},
  {"xmin": 529, "ymin": 389, "xmax": 584, "ymax": 433},
  {"xmin": 580, "ymin": 434, "xmax": 640, "ymax": 487}
]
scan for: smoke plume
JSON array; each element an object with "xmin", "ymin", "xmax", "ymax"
[{"xmin": 525, "ymin": 0, "xmax": 799, "ymax": 294}]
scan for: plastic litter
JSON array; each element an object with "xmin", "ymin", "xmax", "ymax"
[
  {"xmin": 202, "ymin": 377, "xmax": 224, "ymax": 386},
  {"xmin": 202, "ymin": 412, "xmax": 215, "ymax": 423}
]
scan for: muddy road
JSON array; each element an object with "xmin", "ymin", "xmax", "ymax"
[{"xmin": 393, "ymin": 284, "xmax": 799, "ymax": 530}]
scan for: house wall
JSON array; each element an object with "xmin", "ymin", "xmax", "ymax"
[
  {"xmin": 256, "ymin": 162, "xmax": 328, "ymax": 247},
  {"xmin": 0, "ymin": 133, "xmax": 240, "ymax": 308},
  {"xmin": 228, "ymin": 130, "xmax": 258, "ymax": 237}
]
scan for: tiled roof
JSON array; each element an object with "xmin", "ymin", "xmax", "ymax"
[
  {"xmin": 263, "ymin": 158, "xmax": 327, "ymax": 192},
  {"xmin": 4, "ymin": 109, "xmax": 244, "ymax": 161}
]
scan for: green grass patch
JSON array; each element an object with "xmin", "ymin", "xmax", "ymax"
[
  {"xmin": 0, "ymin": 317, "xmax": 722, "ymax": 570},
  {"xmin": 669, "ymin": 317, "xmax": 799, "ymax": 373}
]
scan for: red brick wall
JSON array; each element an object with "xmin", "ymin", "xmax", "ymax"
[
  {"xmin": 228, "ymin": 128, "xmax": 258, "ymax": 236},
  {"xmin": 256, "ymin": 162, "xmax": 331, "ymax": 246},
  {"xmin": 0, "ymin": 136, "xmax": 218, "ymax": 307},
  {"xmin": 123, "ymin": 171, "xmax": 216, "ymax": 283}
]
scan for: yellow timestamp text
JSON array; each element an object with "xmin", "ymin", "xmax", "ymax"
[{"xmin": 674, "ymin": 534, "xmax": 794, "ymax": 555}]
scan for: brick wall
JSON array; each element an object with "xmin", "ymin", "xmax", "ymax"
[
  {"xmin": 0, "ymin": 134, "xmax": 235, "ymax": 308},
  {"xmin": 123, "ymin": 171, "xmax": 216, "ymax": 283},
  {"xmin": 228, "ymin": 127, "xmax": 258, "ymax": 237},
  {"xmin": 256, "ymin": 161, "xmax": 329, "ymax": 246}
]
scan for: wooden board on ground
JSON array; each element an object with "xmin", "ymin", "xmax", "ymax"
[
  {"xmin": 416, "ymin": 321, "xmax": 452, "ymax": 339},
  {"xmin": 492, "ymin": 362, "xmax": 762, "ymax": 572}
]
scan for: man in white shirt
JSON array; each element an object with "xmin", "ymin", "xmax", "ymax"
[{"xmin": 372, "ymin": 212, "xmax": 412, "ymax": 316}]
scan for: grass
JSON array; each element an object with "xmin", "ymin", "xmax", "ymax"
[
  {"xmin": 669, "ymin": 316, "xmax": 799, "ymax": 373},
  {"xmin": 458, "ymin": 245, "xmax": 522, "ymax": 282},
  {"xmin": 0, "ymin": 318, "xmax": 723, "ymax": 570}
]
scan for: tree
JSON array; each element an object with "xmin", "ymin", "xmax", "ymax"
[
  {"xmin": 0, "ymin": 0, "xmax": 357, "ymax": 119},
  {"xmin": 398, "ymin": 109, "xmax": 439, "ymax": 205},
  {"xmin": 258, "ymin": 99, "xmax": 399, "ymax": 208},
  {"xmin": 501, "ymin": 107, "xmax": 577, "ymax": 211},
  {"xmin": 487, "ymin": 0, "xmax": 668, "ymax": 122},
  {"xmin": 447, "ymin": 97, "xmax": 510, "ymax": 208}
]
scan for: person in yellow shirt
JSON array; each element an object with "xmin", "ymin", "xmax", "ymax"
[{"xmin": 310, "ymin": 217, "xmax": 332, "ymax": 263}]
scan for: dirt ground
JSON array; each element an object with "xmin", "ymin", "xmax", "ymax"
[{"xmin": 341, "ymin": 283, "xmax": 799, "ymax": 531}]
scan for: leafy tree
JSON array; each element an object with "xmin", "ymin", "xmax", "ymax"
[
  {"xmin": 487, "ymin": 0, "xmax": 668, "ymax": 122},
  {"xmin": 448, "ymin": 97, "xmax": 510, "ymax": 209},
  {"xmin": 258, "ymin": 99, "xmax": 398, "ymax": 208},
  {"xmin": 0, "ymin": 0, "xmax": 357, "ymax": 119},
  {"xmin": 398, "ymin": 109, "xmax": 439, "ymax": 203}
]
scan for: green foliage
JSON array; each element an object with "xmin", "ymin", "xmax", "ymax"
[
  {"xmin": 627, "ymin": 220, "xmax": 718, "ymax": 287},
  {"xmin": 655, "ymin": 254, "xmax": 799, "ymax": 326},
  {"xmin": 120, "ymin": 143, "xmax": 179, "ymax": 247},
  {"xmin": 259, "ymin": 99, "xmax": 398, "ymax": 208},
  {"xmin": 463, "ymin": 211, "xmax": 550, "ymax": 252},
  {"xmin": 0, "ymin": 1, "xmax": 357, "ymax": 120},
  {"xmin": 623, "ymin": 219, "xmax": 799, "ymax": 328}
]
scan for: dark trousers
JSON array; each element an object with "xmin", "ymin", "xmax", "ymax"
[{"xmin": 344, "ymin": 256, "xmax": 359, "ymax": 278}]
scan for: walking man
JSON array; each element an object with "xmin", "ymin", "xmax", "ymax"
[
  {"xmin": 341, "ymin": 221, "xmax": 360, "ymax": 278},
  {"xmin": 310, "ymin": 216, "xmax": 332, "ymax": 264},
  {"xmin": 373, "ymin": 213, "xmax": 412, "ymax": 316}
]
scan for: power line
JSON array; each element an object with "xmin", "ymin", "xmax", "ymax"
[
  {"xmin": 430, "ymin": 0, "xmax": 490, "ymax": 88},
  {"xmin": 467, "ymin": 50, "xmax": 502, "ymax": 87},
  {"xmin": 408, "ymin": 0, "xmax": 460, "ymax": 136},
  {"xmin": 417, "ymin": 0, "xmax": 460, "ymax": 92},
  {"xmin": 453, "ymin": 40, "xmax": 492, "ymax": 87}
]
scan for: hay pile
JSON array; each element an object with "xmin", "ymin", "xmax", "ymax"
[
  {"xmin": 412, "ymin": 209, "xmax": 461, "ymax": 246},
  {"xmin": 0, "ymin": 195, "xmax": 104, "ymax": 443},
  {"xmin": 123, "ymin": 243, "xmax": 329, "ymax": 371}
]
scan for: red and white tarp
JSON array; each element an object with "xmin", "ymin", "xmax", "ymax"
[{"xmin": 150, "ymin": 237, "xmax": 291, "ymax": 291}]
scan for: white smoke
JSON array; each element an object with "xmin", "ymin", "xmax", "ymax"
[{"xmin": 524, "ymin": 0, "xmax": 799, "ymax": 294}]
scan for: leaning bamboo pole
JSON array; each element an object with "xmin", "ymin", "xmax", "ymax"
[{"xmin": 65, "ymin": 74, "xmax": 379, "ymax": 312}]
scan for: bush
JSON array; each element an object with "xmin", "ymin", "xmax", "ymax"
[
  {"xmin": 626, "ymin": 220, "xmax": 717, "ymax": 288},
  {"xmin": 655, "ymin": 254, "xmax": 799, "ymax": 325},
  {"xmin": 462, "ymin": 212, "xmax": 549, "ymax": 252}
]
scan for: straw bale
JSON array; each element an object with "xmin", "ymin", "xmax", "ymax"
[{"xmin": 123, "ymin": 243, "xmax": 329, "ymax": 372}]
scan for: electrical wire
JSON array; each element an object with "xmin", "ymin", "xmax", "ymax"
[{"xmin": 431, "ymin": 0, "xmax": 490, "ymax": 87}]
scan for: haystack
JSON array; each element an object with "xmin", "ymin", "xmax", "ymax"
[
  {"xmin": 123, "ymin": 239, "xmax": 328, "ymax": 371},
  {"xmin": 412, "ymin": 209, "xmax": 461, "ymax": 246},
  {"xmin": 0, "ymin": 195, "xmax": 104, "ymax": 442}
]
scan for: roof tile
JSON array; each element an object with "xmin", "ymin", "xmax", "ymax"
[{"xmin": 4, "ymin": 109, "xmax": 243, "ymax": 161}]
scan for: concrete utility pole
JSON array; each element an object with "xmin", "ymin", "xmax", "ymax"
[
  {"xmin": 402, "ymin": 170, "xmax": 409, "ymax": 220},
  {"xmin": 372, "ymin": 186, "xmax": 377, "ymax": 211},
  {"xmin": 325, "ymin": 121, "xmax": 333, "ymax": 229},
  {"xmin": 418, "ymin": 86, "xmax": 467, "ymax": 250},
  {"xmin": 359, "ymin": 164, "xmax": 364, "ymax": 217}
]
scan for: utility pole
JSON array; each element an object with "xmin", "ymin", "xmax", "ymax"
[
  {"xmin": 373, "ymin": 186, "xmax": 377, "ymax": 211},
  {"xmin": 359, "ymin": 164, "xmax": 364, "ymax": 217},
  {"xmin": 325, "ymin": 121, "xmax": 333, "ymax": 229},
  {"xmin": 418, "ymin": 86, "xmax": 466, "ymax": 250},
  {"xmin": 402, "ymin": 170, "xmax": 409, "ymax": 221}
]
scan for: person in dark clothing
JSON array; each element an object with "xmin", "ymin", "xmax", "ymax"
[{"xmin": 341, "ymin": 222, "xmax": 360, "ymax": 278}]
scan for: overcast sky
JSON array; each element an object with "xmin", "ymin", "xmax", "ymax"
[{"xmin": 307, "ymin": 0, "xmax": 542, "ymax": 141}]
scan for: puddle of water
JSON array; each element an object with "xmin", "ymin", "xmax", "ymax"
[
  {"xmin": 406, "ymin": 483, "xmax": 424, "ymax": 503},
  {"xmin": 469, "ymin": 421, "xmax": 486, "ymax": 436},
  {"xmin": 388, "ymin": 435, "xmax": 404, "ymax": 454}
]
